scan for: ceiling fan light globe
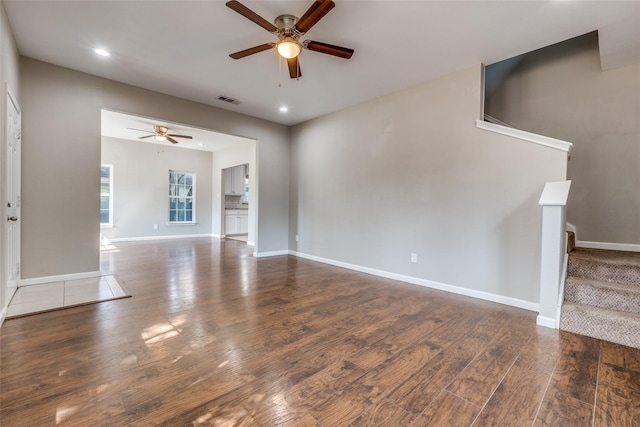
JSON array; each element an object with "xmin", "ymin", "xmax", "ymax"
[
  {"xmin": 155, "ymin": 135, "xmax": 167, "ymax": 142},
  {"xmin": 277, "ymin": 39, "xmax": 301, "ymax": 59}
]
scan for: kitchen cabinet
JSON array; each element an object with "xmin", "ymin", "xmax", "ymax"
[
  {"xmin": 238, "ymin": 214, "xmax": 248, "ymax": 234},
  {"xmin": 225, "ymin": 214, "xmax": 237, "ymax": 234},
  {"xmin": 225, "ymin": 209, "xmax": 248, "ymax": 235},
  {"xmin": 224, "ymin": 165, "xmax": 246, "ymax": 195},
  {"xmin": 233, "ymin": 166, "xmax": 246, "ymax": 195},
  {"xmin": 223, "ymin": 168, "xmax": 232, "ymax": 195}
]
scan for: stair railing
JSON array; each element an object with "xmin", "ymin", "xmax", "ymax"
[{"xmin": 537, "ymin": 180, "xmax": 572, "ymax": 328}]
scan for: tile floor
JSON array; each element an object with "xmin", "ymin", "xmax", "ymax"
[{"xmin": 7, "ymin": 275, "xmax": 128, "ymax": 318}]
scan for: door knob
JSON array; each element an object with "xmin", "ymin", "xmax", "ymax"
[{"xmin": 7, "ymin": 216, "xmax": 18, "ymax": 222}]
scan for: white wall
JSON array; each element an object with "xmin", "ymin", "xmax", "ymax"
[
  {"xmin": 0, "ymin": 0, "xmax": 20, "ymax": 318},
  {"xmin": 101, "ymin": 136, "xmax": 213, "ymax": 240},
  {"xmin": 486, "ymin": 34, "xmax": 640, "ymax": 245},
  {"xmin": 290, "ymin": 65, "xmax": 568, "ymax": 306},
  {"xmin": 20, "ymin": 58, "xmax": 290, "ymax": 280},
  {"xmin": 211, "ymin": 142, "xmax": 256, "ymax": 243}
]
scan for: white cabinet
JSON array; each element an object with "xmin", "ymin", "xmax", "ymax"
[
  {"xmin": 232, "ymin": 165, "xmax": 245, "ymax": 195},
  {"xmin": 225, "ymin": 214, "xmax": 238, "ymax": 234},
  {"xmin": 224, "ymin": 165, "xmax": 246, "ymax": 195},
  {"xmin": 238, "ymin": 214, "xmax": 248, "ymax": 234},
  {"xmin": 223, "ymin": 168, "xmax": 233, "ymax": 195},
  {"xmin": 225, "ymin": 209, "xmax": 248, "ymax": 235}
]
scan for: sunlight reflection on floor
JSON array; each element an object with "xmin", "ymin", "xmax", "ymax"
[
  {"xmin": 56, "ymin": 406, "xmax": 79, "ymax": 425},
  {"xmin": 99, "ymin": 234, "xmax": 120, "ymax": 253}
]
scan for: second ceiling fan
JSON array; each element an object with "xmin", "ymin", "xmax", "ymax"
[
  {"xmin": 226, "ymin": 0, "xmax": 354, "ymax": 79},
  {"xmin": 129, "ymin": 126, "xmax": 193, "ymax": 145}
]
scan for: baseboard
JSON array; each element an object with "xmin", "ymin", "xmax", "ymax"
[
  {"xmin": 211, "ymin": 234, "xmax": 224, "ymax": 239},
  {"xmin": 536, "ymin": 315, "xmax": 556, "ymax": 329},
  {"xmin": 0, "ymin": 305, "xmax": 7, "ymax": 327},
  {"xmin": 107, "ymin": 234, "xmax": 213, "ymax": 243},
  {"xmin": 20, "ymin": 270, "xmax": 102, "ymax": 287},
  {"xmin": 254, "ymin": 250, "xmax": 290, "ymax": 258},
  {"xmin": 290, "ymin": 250, "xmax": 539, "ymax": 312},
  {"xmin": 247, "ymin": 241, "xmax": 255, "ymax": 247},
  {"xmin": 576, "ymin": 240, "xmax": 640, "ymax": 253}
]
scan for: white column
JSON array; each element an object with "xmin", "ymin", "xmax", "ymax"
[{"xmin": 537, "ymin": 180, "xmax": 572, "ymax": 328}]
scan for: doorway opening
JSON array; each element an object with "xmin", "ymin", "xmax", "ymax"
[{"xmin": 99, "ymin": 109, "xmax": 257, "ymax": 247}]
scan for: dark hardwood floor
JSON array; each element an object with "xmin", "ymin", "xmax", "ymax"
[{"xmin": 1, "ymin": 237, "xmax": 639, "ymax": 426}]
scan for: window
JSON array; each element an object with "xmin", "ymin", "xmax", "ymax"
[
  {"xmin": 169, "ymin": 170, "xmax": 195, "ymax": 223},
  {"xmin": 100, "ymin": 165, "xmax": 113, "ymax": 226}
]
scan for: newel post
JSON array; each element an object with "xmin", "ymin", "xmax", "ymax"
[{"xmin": 537, "ymin": 180, "xmax": 572, "ymax": 328}]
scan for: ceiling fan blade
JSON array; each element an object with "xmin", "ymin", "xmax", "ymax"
[
  {"xmin": 167, "ymin": 134, "xmax": 193, "ymax": 139},
  {"xmin": 295, "ymin": 0, "xmax": 335, "ymax": 34},
  {"xmin": 287, "ymin": 57, "xmax": 302, "ymax": 79},
  {"xmin": 167, "ymin": 137, "xmax": 180, "ymax": 144},
  {"xmin": 304, "ymin": 40, "xmax": 354, "ymax": 59},
  {"xmin": 230, "ymin": 43, "xmax": 274, "ymax": 59},
  {"xmin": 139, "ymin": 135, "xmax": 155, "ymax": 139},
  {"xmin": 128, "ymin": 127, "xmax": 154, "ymax": 134},
  {"xmin": 226, "ymin": 1, "xmax": 278, "ymax": 33}
]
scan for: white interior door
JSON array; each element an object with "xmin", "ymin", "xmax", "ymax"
[{"xmin": 5, "ymin": 88, "xmax": 21, "ymax": 302}]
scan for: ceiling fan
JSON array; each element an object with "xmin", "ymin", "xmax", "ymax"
[
  {"xmin": 128, "ymin": 126, "xmax": 193, "ymax": 145},
  {"xmin": 226, "ymin": 0, "xmax": 354, "ymax": 79}
]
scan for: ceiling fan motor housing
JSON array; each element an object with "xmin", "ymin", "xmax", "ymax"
[
  {"xmin": 274, "ymin": 14, "xmax": 302, "ymax": 59},
  {"xmin": 275, "ymin": 14, "xmax": 298, "ymax": 34},
  {"xmin": 154, "ymin": 125, "xmax": 169, "ymax": 135}
]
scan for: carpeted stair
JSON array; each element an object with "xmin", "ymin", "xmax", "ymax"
[{"xmin": 560, "ymin": 247, "xmax": 640, "ymax": 349}]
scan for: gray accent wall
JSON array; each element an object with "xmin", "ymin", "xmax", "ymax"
[
  {"xmin": 290, "ymin": 65, "xmax": 568, "ymax": 305},
  {"xmin": 486, "ymin": 34, "xmax": 640, "ymax": 245},
  {"xmin": 101, "ymin": 136, "xmax": 213, "ymax": 240},
  {"xmin": 12, "ymin": 53, "xmax": 574, "ymax": 307},
  {"xmin": 20, "ymin": 58, "xmax": 289, "ymax": 279},
  {"xmin": 1, "ymin": 0, "xmax": 20, "ymax": 312}
]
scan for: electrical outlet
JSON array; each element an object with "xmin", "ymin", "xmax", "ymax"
[
  {"xmin": 410, "ymin": 253, "xmax": 418, "ymax": 263},
  {"xmin": 295, "ymin": 234, "xmax": 299, "ymax": 242},
  {"xmin": 153, "ymin": 224, "xmax": 159, "ymax": 230}
]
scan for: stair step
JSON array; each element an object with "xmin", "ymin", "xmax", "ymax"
[
  {"xmin": 560, "ymin": 302, "xmax": 640, "ymax": 350},
  {"xmin": 568, "ymin": 248, "xmax": 640, "ymax": 286},
  {"xmin": 566, "ymin": 231, "xmax": 576, "ymax": 253},
  {"xmin": 564, "ymin": 276, "xmax": 640, "ymax": 314}
]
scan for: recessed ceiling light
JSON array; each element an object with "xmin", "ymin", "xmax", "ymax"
[
  {"xmin": 279, "ymin": 106, "xmax": 288, "ymax": 112},
  {"xmin": 94, "ymin": 48, "xmax": 110, "ymax": 57},
  {"xmin": 197, "ymin": 143, "xmax": 204, "ymax": 147}
]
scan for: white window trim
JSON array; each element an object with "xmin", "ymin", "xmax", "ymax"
[
  {"xmin": 169, "ymin": 170, "xmax": 196, "ymax": 224},
  {"xmin": 100, "ymin": 164, "xmax": 114, "ymax": 227}
]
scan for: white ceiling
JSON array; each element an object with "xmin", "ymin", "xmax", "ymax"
[
  {"xmin": 5, "ymin": 1, "xmax": 640, "ymax": 127},
  {"xmin": 101, "ymin": 109, "xmax": 253, "ymax": 152}
]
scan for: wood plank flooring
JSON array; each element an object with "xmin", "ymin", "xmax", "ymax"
[{"xmin": 1, "ymin": 237, "xmax": 639, "ymax": 426}]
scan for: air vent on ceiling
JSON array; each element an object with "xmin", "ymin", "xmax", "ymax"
[{"xmin": 217, "ymin": 96, "xmax": 241, "ymax": 105}]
